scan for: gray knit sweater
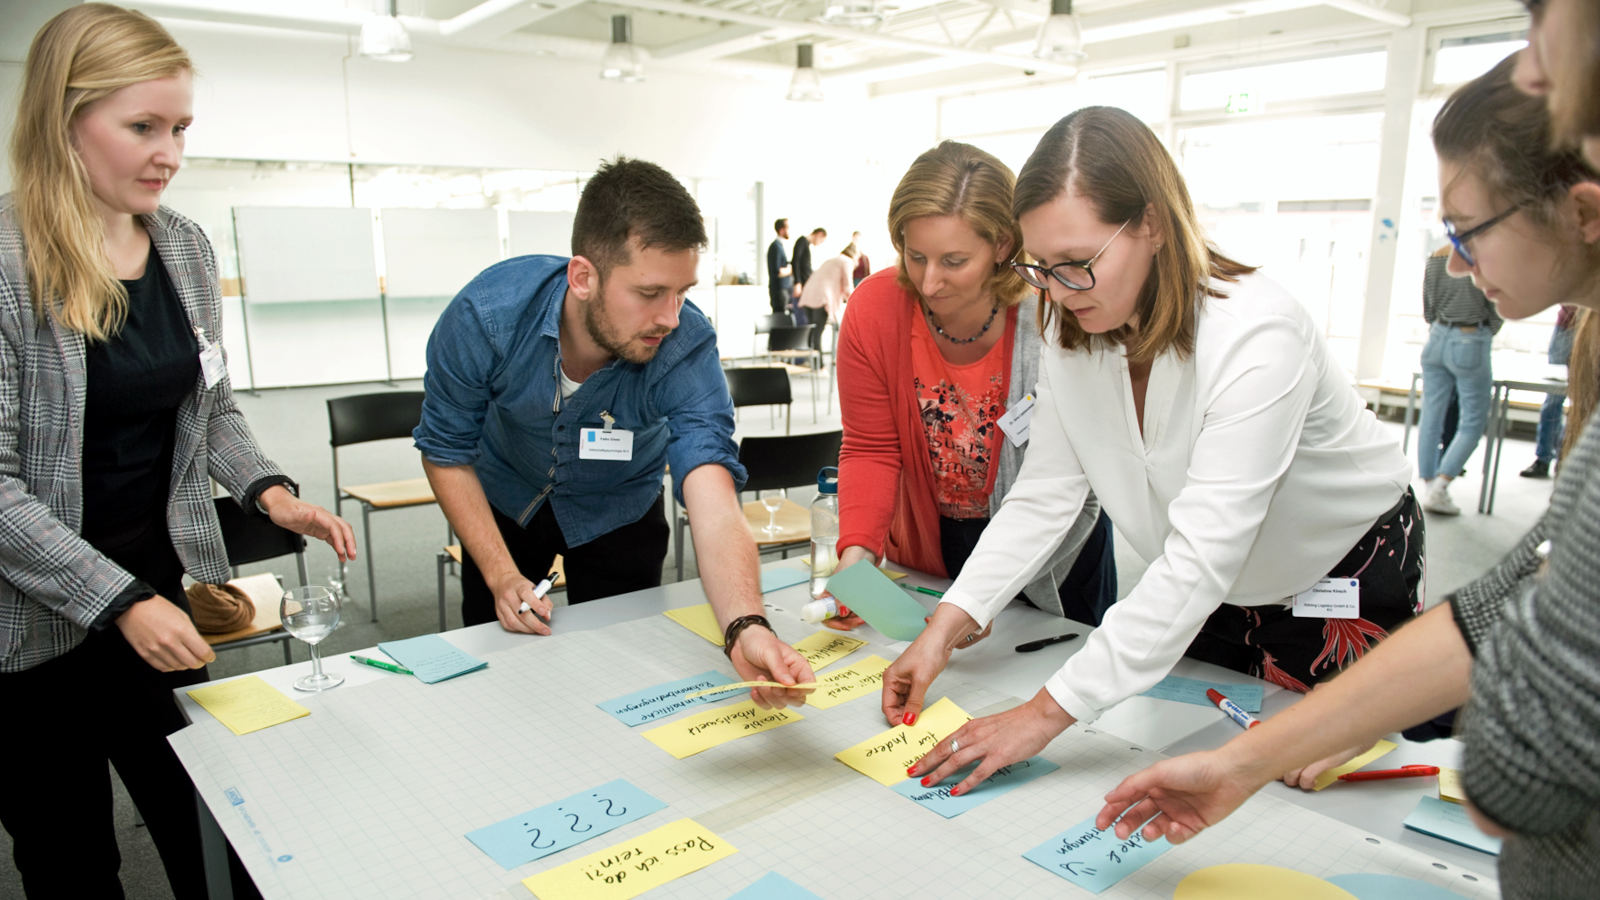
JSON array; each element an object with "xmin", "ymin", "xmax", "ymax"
[{"xmin": 1449, "ymin": 415, "xmax": 1600, "ymax": 898}]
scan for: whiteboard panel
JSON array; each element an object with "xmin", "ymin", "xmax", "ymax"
[
  {"xmin": 380, "ymin": 207, "xmax": 501, "ymax": 299},
  {"xmin": 233, "ymin": 207, "xmax": 378, "ymax": 303},
  {"xmin": 507, "ymin": 210, "xmax": 574, "ymax": 258}
]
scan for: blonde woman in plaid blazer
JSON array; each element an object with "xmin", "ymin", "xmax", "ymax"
[{"xmin": 0, "ymin": 6, "xmax": 354, "ymax": 897}]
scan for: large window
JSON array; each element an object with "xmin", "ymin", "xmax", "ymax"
[{"xmin": 940, "ymin": 68, "xmax": 1167, "ymax": 171}]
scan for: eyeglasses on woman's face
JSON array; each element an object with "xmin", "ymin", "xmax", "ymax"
[
  {"xmin": 1010, "ymin": 219, "xmax": 1132, "ymax": 291},
  {"xmin": 1444, "ymin": 205, "xmax": 1519, "ymax": 269}
]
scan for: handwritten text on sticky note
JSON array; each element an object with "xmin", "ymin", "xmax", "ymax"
[
  {"xmin": 890, "ymin": 757, "xmax": 1060, "ymax": 817},
  {"xmin": 1023, "ymin": 815, "xmax": 1174, "ymax": 894},
  {"xmin": 804, "ymin": 655, "xmax": 890, "ymax": 710},
  {"xmin": 521, "ymin": 818, "xmax": 735, "ymax": 900},
  {"xmin": 641, "ymin": 700, "xmax": 803, "ymax": 759},
  {"xmin": 835, "ymin": 697, "xmax": 971, "ymax": 785},
  {"xmin": 465, "ymin": 779, "xmax": 664, "ymax": 869},
  {"xmin": 596, "ymin": 671, "xmax": 735, "ymax": 726},
  {"xmin": 790, "ymin": 631, "xmax": 865, "ymax": 672}
]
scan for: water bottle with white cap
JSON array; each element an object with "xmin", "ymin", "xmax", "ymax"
[{"xmin": 808, "ymin": 466, "xmax": 839, "ymax": 599}]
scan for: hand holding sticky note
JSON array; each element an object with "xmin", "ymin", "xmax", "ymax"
[
  {"xmin": 835, "ymin": 697, "xmax": 971, "ymax": 784},
  {"xmin": 824, "ymin": 562, "xmax": 931, "ymax": 641}
]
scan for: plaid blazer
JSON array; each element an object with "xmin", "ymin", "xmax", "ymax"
[{"xmin": 0, "ymin": 198, "xmax": 285, "ymax": 672}]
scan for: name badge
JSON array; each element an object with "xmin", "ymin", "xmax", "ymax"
[
  {"xmin": 199, "ymin": 344, "xmax": 226, "ymax": 388},
  {"xmin": 1291, "ymin": 578, "xmax": 1359, "ymax": 619},
  {"xmin": 579, "ymin": 427, "xmax": 634, "ymax": 461},
  {"xmin": 997, "ymin": 393, "xmax": 1036, "ymax": 448}
]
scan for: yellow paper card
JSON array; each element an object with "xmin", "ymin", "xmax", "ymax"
[
  {"xmin": 806, "ymin": 655, "xmax": 891, "ymax": 710},
  {"xmin": 835, "ymin": 696, "xmax": 972, "ymax": 785},
  {"xmin": 683, "ymin": 681, "xmax": 819, "ymax": 700},
  {"xmin": 187, "ymin": 676, "xmax": 310, "ymax": 736},
  {"xmin": 1313, "ymin": 739, "xmax": 1398, "ymax": 790},
  {"xmin": 641, "ymin": 700, "xmax": 804, "ymax": 758},
  {"xmin": 791, "ymin": 631, "xmax": 865, "ymax": 671},
  {"xmin": 1437, "ymin": 766, "xmax": 1464, "ymax": 803},
  {"xmin": 521, "ymin": 818, "xmax": 735, "ymax": 900},
  {"xmin": 663, "ymin": 604, "xmax": 723, "ymax": 645},
  {"xmin": 880, "ymin": 567, "xmax": 909, "ymax": 581}
]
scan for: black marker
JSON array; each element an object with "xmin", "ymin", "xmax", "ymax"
[{"xmin": 1013, "ymin": 632, "xmax": 1080, "ymax": 653}]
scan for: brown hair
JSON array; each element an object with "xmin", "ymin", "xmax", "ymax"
[
  {"xmin": 1531, "ymin": 0, "xmax": 1600, "ymax": 147},
  {"xmin": 1014, "ymin": 106, "xmax": 1255, "ymax": 363},
  {"xmin": 10, "ymin": 3, "xmax": 191, "ymax": 340},
  {"xmin": 886, "ymin": 141, "xmax": 1031, "ymax": 309},
  {"xmin": 1568, "ymin": 309, "xmax": 1598, "ymax": 461},
  {"xmin": 572, "ymin": 157, "xmax": 707, "ymax": 277}
]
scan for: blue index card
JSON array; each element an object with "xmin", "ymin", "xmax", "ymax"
[
  {"xmin": 726, "ymin": 872, "xmax": 823, "ymax": 899},
  {"xmin": 889, "ymin": 756, "xmax": 1060, "ymax": 817},
  {"xmin": 1023, "ymin": 814, "xmax": 1174, "ymax": 894},
  {"xmin": 824, "ymin": 562, "xmax": 929, "ymax": 641},
  {"xmin": 1139, "ymin": 674, "xmax": 1264, "ymax": 713},
  {"xmin": 464, "ymin": 779, "xmax": 665, "ymax": 870},
  {"xmin": 1403, "ymin": 795, "xmax": 1503, "ymax": 855},
  {"xmin": 376, "ymin": 634, "xmax": 487, "ymax": 684},
  {"xmin": 596, "ymin": 671, "xmax": 737, "ymax": 726},
  {"xmin": 760, "ymin": 566, "xmax": 810, "ymax": 593}
]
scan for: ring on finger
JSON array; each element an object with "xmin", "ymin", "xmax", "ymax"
[
  {"xmin": 964, "ymin": 632, "xmax": 977, "ymax": 643},
  {"xmin": 950, "ymin": 739, "xmax": 960, "ymax": 753}
]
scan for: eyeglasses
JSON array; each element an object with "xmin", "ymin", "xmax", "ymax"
[
  {"xmin": 1443, "ymin": 205, "xmax": 1519, "ymax": 268},
  {"xmin": 1011, "ymin": 219, "xmax": 1132, "ymax": 292}
]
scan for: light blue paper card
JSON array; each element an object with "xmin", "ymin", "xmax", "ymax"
[
  {"xmin": 1139, "ymin": 674, "xmax": 1264, "ymax": 713},
  {"xmin": 596, "ymin": 670, "xmax": 737, "ymax": 726},
  {"xmin": 760, "ymin": 567, "xmax": 810, "ymax": 593},
  {"xmin": 1327, "ymin": 873, "xmax": 1472, "ymax": 900},
  {"xmin": 376, "ymin": 634, "xmax": 487, "ymax": 684},
  {"xmin": 889, "ymin": 757, "xmax": 1060, "ymax": 817},
  {"xmin": 1023, "ymin": 815, "xmax": 1174, "ymax": 894},
  {"xmin": 1403, "ymin": 795, "xmax": 1502, "ymax": 855},
  {"xmin": 726, "ymin": 872, "xmax": 823, "ymax": 899},
  {"xmin": 825, "ymin": 563, "xmax": 929, "ymax": 641},
  {"xmin": 464, "ymin": 779, "xmax": 665, "ymax": 869}
]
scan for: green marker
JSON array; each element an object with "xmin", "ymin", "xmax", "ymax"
[
  {"xmin": 908, "ymin": 585, "xmax": 945, "ymax": 598},
  {"xmin": 350, "ymin": 654, "xmax": 413, "ymax": 675}
]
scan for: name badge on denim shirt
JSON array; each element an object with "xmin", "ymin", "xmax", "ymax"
[
  {"xmin": 580, "ymin": 428, "xmax": 634, "ymax": 461},
  {"xmin": 997, "ymin": 393, "xmax": 1035, "ymax": 448},
  {"xmin": 1292, "ymin": 578, "xmax": 1359, "ymax": 618}
]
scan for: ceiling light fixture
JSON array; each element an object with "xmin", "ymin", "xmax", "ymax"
[
  {"xmin": 1034, "ymin": 0, "xmax": 1085, "ymax": 73},
  {"xmin": 787, "ymin": 43, "xmax": 824, "ymax": 102},
  {"xmin": 819, "ymin": 1, "xmax": 888, "ymax": 28},
  {"xmin": 359, "ymin": 0, "xmax": 413, "ymax": 62},
  {"xmin": 600, "ymin": 14, "xmax": 645, "ymax": 82}
]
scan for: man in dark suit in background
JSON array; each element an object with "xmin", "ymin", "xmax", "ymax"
[
  {"xmin": 791, "ymin": 227, "xmax": 825, "ymax": 323},
  {"xmin": 766, "ymin": 219, "xmax": 793, "ymax": 315}
]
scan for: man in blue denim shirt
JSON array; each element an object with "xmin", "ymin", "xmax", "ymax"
[{"xmin": 415, "ymin": 158, "xmax": 813, "ymax": 707}]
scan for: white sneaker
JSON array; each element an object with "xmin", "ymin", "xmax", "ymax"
[{"xmin": 1422, "ymin": 477, "xmax": 1460, "ymax": 516}]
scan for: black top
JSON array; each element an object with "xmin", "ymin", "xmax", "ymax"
[{"xmin": 81, "ymin": 242, "xmax": 197, "ymax": 611}]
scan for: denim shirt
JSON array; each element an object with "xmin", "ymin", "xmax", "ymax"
[{"xmin": 414, "ymin": 254, "xmax": 744, "ymax": 547}]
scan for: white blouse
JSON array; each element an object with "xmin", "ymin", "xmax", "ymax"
[{"xmin": 941, "ymin": 271, "xmax": 1411, "ymax": 723}]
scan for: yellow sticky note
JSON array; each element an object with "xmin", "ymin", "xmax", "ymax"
[
  {"xmin": 663, "ymin": 604, "xmax": 723, "ymax": 646},
  {"xmin": 521, "ymin": 818, "xmax": 735, "ymax": 900},
  {"xmin": 641, "ymin": 700, "xmax": 804, "ymax": 758},
  {"xmin": 1313, "ymin": 739, "xmax": 1398, "ymax": 790},
  {"xmin": 791, "ymin": 631, "xmax": 865, "ymax": 671},
  {"xmin": 835, "ymin": 696, "xmax": 972, "ymax": 785},
  {"xmin": 187, "ymin": 676, "xmax": 310, "ymax": 736},
  {"xmin": 806, "ymin": 655, "xmax": 891, "ymax": 710},
  {"xmin": 880, "ymin": 567, "xmax": 909, "ymax": 581},
  {"xmin": 1438, "ymin": 766, "xmax": 1464, "ymax": 803}
]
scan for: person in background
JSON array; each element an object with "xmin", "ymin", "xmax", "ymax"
[
  {"xmin": 0, "ymin": 6, "xmax": 356, "ymax": 896},
  {"xmin": 1095, "ymin": 50, "xmax": 1600, "ymax": 899},
  {"xmin": 766, "ymin": 218, "xmax": 794, "ymax": 316},
  {"xmin": 829, "ymin": 141, "xmax": 1116, "ymax": 641},
  {"xmin": 1521, "ymin": 304, "xmax": 1576, "ymax": 477},
  {"xmin": 791, "ymin": 226, "xmax": 826, "ymax": 324},
  {"xmin": 798, "ymin": 243, "xmax": 856, "ymax": 353},
  {"xmin": 1417, "ymin": 244, "xmax": 1502, "ymax": 515},
  {"xmin": 851, "ymin": 229, "xmax": 872, "ymax": 286},
  {"xmin": 414, "ymin": 158, "xmax": 814, "ymax": 709},
  {"xmin": 893, "ymin": 108, "xmax": 1421, "ymax": 801}
]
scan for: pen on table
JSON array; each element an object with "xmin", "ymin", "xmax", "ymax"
[
  {"xmin": 906, "ymin": 585, "xmax": 944, "ymax": 598},
  {"xmin": 1206, "ymin": 688, "xmax": 1260, "ymax": 730},
  {"xmin": 1014, "ymin": 633, "xmax": 1080, "ymax": 653},
  {"xmin": 349, "ymin": 654, "xmax": 413, "ymax": 676},
  {"xmin": 1338, "ymin": 765, "xmax": 1440, "ymax": 783},
  {"xmin": 517, "ymin": 571, "xmax": 560, "ymax": 615}
]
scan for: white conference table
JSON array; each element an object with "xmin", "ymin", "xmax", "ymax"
[{"xmin": 175, "ymin": 562, "xmax": 1492, "ymax": 897}]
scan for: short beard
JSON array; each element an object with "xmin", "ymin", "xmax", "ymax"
[{"xmin": 584, "ymin": 270, "xmax": 662, "ymax": 365}]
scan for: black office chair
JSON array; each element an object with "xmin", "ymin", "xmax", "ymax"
[
  {"xmin": 673, "ymin": 429, "xmax": 842, "ymax": 580},
  {"xmin": 327, "ymin": 390, "xmax": 442, "ymax": 622},
  {"xmin": 724, "ymin": 366, "xmax": 793, "ymax": 434},
  {"xmin": 753, "ymin": 312, "xmax": 795, "ymax": 356},
  {"xmin": 205, "ymin": 497, "xmax": 310, "ymax": 664},
  {"xmin": 765, "ymin": 326, "xmax": 821, "ymax": 423}
]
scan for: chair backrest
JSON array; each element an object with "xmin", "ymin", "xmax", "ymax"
[
  {"xmin": 738, "ymin": 429, "xmax": 842, "ymax": 494},
  {"xmin": 755, "ymin": 313, "xmax": 794, "ymax": 335},
  {"xmin": 213, "ymin": 497, "xmax": 308, "ymax": 584},
  {"xmin": 724, "ymin": 367, "xmax": 793, "ymax": 409},
  {"xmin": 767, "ymin": 325, "xmax": 816, "ymax": 353},
  {"xmin": 327, "ymin": 391, "xmax": 426, "ymax": 448}
]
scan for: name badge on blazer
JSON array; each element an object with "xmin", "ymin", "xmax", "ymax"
[
  {"xmin": 194, "ymin": 327, "xmax": 226, "ymax": 388},
  {"xmin": 997, "ymin": 393, "xmax": 1036, "ymax": 448},
  {"xmin": 1291, "ymin": 578, "xmax": 1359, "ymax": 619}
]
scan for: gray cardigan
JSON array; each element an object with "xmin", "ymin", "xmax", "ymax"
[{"xmin": 0, "ymin": 198, "xmax": 285, "ymax": 671}]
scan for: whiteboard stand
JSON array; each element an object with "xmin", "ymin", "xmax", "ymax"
[{"xmin": 229, "ymin": 208, "xmax": 261, "ymax": 396}]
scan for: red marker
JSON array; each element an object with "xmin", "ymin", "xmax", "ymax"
[
  {"xmin": 1338, "ymin": 765, "xmax": 1440, "ymax": 782},
  {"xmin": 1206, "ymin": 688, "xmax": 1260, "ymax": 730}
]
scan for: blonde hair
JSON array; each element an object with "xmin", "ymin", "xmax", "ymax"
[
  {"xmin": 1014, "ymin": 107, "xmax": 1255, "ymax": 363},
  {"xmin": 1566, "ymin": 309, "xmax": 1597, "ymax": 461},
  {"xmin": 886, "ymin": 141, "xmax": 1031, "ymax": 309},
  {"xmin": 10, "ymin": 3, "xmax": 191, "ymax": 340}
]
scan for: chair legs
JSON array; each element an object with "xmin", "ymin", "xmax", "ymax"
[
  {"xmin": 436, "ymin": 550, "xmax": 449, "ymax": 632},
  {"xmin": 362, "ymin": 503, "xmax": 378, "ymax": 622}
]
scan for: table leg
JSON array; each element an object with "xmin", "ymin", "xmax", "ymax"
[
  {"xmin": 1478, "ymin": 383, "xmax": 1503, "ymax": 514},
  {"xmin": 1403, "ymin": 371, "xmax": 1420, "ymax": 453},
  {"xmin": 198, "ymin": 788, "xmax": 234, "ymax": 900}
]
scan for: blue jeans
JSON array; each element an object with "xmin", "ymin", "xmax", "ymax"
[
  {"xmin": 1418, "ymin": 322, "xmax": 1493, "ymax": 480},
  {"xmin": 1535, "ymin": 391, "xmax": 1567, "ymax": 462}
]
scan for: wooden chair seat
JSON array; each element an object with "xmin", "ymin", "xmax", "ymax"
[
  {"xmin": 741, "ymin": 499, "xmax": 811, "ymax": 548},
  {"xmin": 341, "ymin": 477, "xmax": 436, "ymax": 509}
]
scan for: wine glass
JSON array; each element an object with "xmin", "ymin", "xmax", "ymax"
[
  {"xmin": 280, "ymin": 585, "xmax": 344, "ymax": 692},
  {"xmin": 759, "ymin": 489, "xmax": 786, "ymax": 536}
]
